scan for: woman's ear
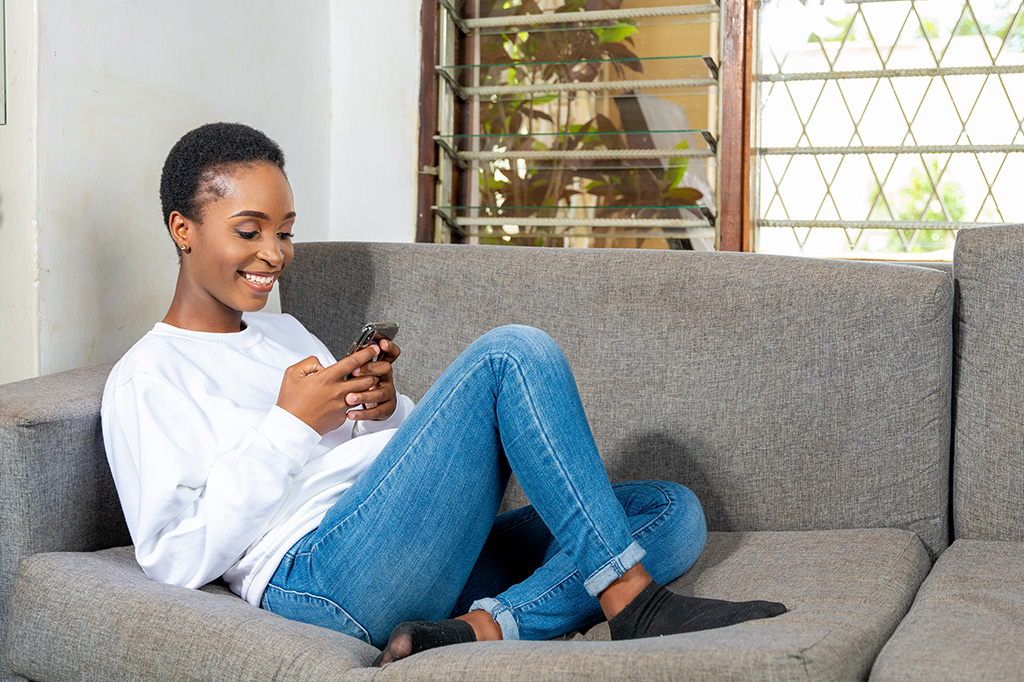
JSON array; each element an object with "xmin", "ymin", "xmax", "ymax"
[{"xmin": 168, "ymin": 211, "xmax": 193, "ymax": 254}]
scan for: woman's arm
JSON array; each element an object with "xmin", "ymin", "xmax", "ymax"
[{"xmin": 103, "ymin": 373, "xmax": 324, "ymax": 589}]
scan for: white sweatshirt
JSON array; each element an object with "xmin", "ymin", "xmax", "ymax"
[{"xmin": 101, "ymin": 312, "xmax": 414, "ymax": 606}]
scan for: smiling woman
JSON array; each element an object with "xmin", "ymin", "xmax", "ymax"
[
  {"xmin": 100, "ymin": 122, "xmax": 784, "ymax": 671},
  {"xmin": 159, "ymin": 125, "xmax": 296, "ymax": 332},
  {"xmin": 164, "ymin": 163, "xmax": 296, "ymax": 332}
]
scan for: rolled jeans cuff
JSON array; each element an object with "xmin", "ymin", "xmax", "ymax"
[
  {"xmin": 582, "ymin": 540, "xmax": 646, "ymax": 597},
  {"xmin": 469, "ymin": 597, "xmax": 520, "ymax": 640}
]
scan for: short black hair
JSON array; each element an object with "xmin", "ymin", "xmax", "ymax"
[{"xmin": 160, "ymin": 122, "xmax": 286, "ymax": 228}]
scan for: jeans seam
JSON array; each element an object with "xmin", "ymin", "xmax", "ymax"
[
  {"xmin": 507, "ymin": 569, "xmax": 581, "ymax": 613},
  {"xmin": 496, "ymin": 350, "xmax": 616, "ymax": 559},
  {"xmin": 501, "ymin": 483, "xmax": 672, "ymax": 614},
  {"xmin": 627, "ymin": 481, "xmax": 676, "ymax": 539},
  {"xmin": 262, "ymin": 584, "xmax": 372, "ymax": 644}
]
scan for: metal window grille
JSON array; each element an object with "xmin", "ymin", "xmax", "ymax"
[{"xmin": 755, "ymin": 0, "xmax": 1024, "ymax": 260}]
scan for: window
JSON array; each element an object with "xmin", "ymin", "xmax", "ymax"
[
  {"xmin": 423, "ymin": 0, "xmax": 729, "ymax": 250},
  {"xmin": 421, "ymin": 0, "xmax": 1023, "ymax": 259},
  {"xmin": 755, "ymin": 0, "xmax": 1024, "ymax": 259}
]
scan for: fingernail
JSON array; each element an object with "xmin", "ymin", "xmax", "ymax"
[{"xmin": 352, "ymin": 368, "xmax": 361, "ymax": 376}]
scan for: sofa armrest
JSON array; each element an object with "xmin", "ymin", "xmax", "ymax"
[
  {"xmin": 6, "ymin": 547, "xmax": 375, "ymax": 681},
  {"xmin": 1, "ymin": 363, "xmax": 131, "ymax": 678}
]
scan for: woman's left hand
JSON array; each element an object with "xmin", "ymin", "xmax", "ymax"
[{"xmin": 346, "ymin": 338, "xmax": 401, "ymax": 421}]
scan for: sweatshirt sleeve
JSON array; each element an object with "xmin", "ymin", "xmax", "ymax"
[{"xmin": 102, "ymin": 372, "xmax": 322, "ymax": 589}]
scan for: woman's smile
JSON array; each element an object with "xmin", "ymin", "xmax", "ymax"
[{"xmin": 240, "ymin": 270, "xmax": 281, "ymax": 293}]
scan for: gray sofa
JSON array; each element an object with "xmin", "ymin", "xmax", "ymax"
[{"xmin": 1, "ymin": 226, "xmax": 1020, "ymax": 681}]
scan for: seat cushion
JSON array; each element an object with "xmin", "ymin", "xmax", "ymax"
[
  {"xmin": 361, "ymin": 529, "xmax": 930, "ymax": 682},
  {"xmin": 8, "ymin": 530, "xmax": 928, "ymax": 682},
  {"xmin": 869, "ymin": 539, "xmax": 1024, "ymax": 681},
  {"xmin": 5, "ymin": 546, "xmax": 378, "ymax": 682}
]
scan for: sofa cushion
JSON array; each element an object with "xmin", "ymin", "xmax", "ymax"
[
  {"xmin": 869, "ymin": 539, "xmax": 1024, "ymax": 681},
  {"xmin": 7, "ymin": 530, "xmax": 927, "ymax": 682},
  {"xmin": 281, "ymin": 242, "xmax": 953, "ymax": 557},
  {"xmin": 5, "ymin": 546, "xmax": 377, "ymax": 682},
  {"xmin": 951, "ymin": 224, "xmax": 1024, "ymax": 542},
  {"xmin": 360, "ymin": 529, "xmax": 929, "ymax": 682}
]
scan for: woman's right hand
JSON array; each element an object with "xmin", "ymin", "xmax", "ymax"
[{"xmin": 276, "ymin": 345, "xmax": 382, "ymax": 435}]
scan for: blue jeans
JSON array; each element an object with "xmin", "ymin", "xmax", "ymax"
[{"xmin": 261, "ymin": 325, "xmax": 707, "ymax": 647}]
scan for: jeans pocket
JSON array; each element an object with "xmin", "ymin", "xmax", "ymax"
[{"xmin": 261, "ymin": 584, "xmax": 373, "ymax": 645}]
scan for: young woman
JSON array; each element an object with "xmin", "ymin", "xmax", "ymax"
[{"xmin": 102, "ymin": 123, "xmax": 784, "ymax": 666}]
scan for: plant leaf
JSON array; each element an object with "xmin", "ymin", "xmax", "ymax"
[
  {"xmin": 665, "ymin": 187, "xmax": 703, "ymax": 203},
  {"xmin": 594, "ymin": 21, "xmax": 638, "ymax": 44},
  {"xmin": 601, "ymin": 41, "xmax": 643, "ymax": 72}
]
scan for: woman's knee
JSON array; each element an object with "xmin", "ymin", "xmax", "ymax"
[
  {"xmin": 480, "ymin": 324, "xmax": 555, "ymax": 348},
  {"xmin": 619, "ymin": 480, "xmax": 708, "ymax": 582},
  {"xmin": 473, "ymin": 325, "xmax": 563, "ymax": 364}
]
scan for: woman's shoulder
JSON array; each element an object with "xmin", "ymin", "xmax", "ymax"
[{"xmin": 105, "ymin": 324, "xmax": 196, "ymax": 389}]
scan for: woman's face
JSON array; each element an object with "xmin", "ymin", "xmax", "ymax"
[{"xmin": 170, "ymin": 161, "xmax": 295, "ymax": 331}]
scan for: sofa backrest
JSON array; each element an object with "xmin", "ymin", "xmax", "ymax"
[
  {"xmin": 281, "ymin": 242, "xmax": 953, "ymax": 557},
  {"xmin": 952, "ymin": 224, "xmax": 1024, "ymax": 542}
]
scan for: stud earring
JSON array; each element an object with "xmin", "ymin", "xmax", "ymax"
[{"xmin": 179, "ymin": 243, "xmax": 191, "ymax": 254}]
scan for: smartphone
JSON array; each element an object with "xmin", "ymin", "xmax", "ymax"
[
  {"xmin": 346, "ymin": 322, "xmax": 400, "ymax": 358},
  {"xmin": 344, "ymin": 322, "xmax": 399, "ymax": 387}
]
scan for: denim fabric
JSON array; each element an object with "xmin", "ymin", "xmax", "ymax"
[{"xmin": 261, "ymin": 326, "xmax": 707, "ymax": 647}]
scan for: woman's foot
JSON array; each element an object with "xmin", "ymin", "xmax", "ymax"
[
  {"xmin": 608, "ymin": 581, "xmax": 787, "ymax": 640},
  {"xmin": 373, "ymin": 619, "xmax": 477, "ymax": 667}
]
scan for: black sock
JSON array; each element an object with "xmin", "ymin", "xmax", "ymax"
[
  {"xmin": 372, "ymin": 619, "xmax": 477, "ymax": 667},
  {"xmin": 608, "ymin": 582, "xmax": 787, "ymax": 640}
]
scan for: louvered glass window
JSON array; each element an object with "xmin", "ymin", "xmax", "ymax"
[{"xmin": 431, "ymin": 1, "xmax": 724, "ymax": 249}]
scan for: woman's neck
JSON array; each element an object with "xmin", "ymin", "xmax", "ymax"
[
  {"xmin": 162, "ymin": 307, "xmax": 246, "ymax": 333},
  {"xmin": 163, "ymin": 278, "xmax": 246, "ymax": 333}
]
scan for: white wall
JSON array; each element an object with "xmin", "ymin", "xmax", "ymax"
[
  {"xmin": 0, "ymin": 0, "xmax": 422, "ymax": 382},
  {"xmin": 329, "ymin": 0, "xmax": 422, "ymax": 243},
  {"xmin": 34, "ymin": 0, "xmax": 332, "ymax": 375},
  {"xmin": 0, "ymin": 0, "xmax": 40, "ymax": 384}
]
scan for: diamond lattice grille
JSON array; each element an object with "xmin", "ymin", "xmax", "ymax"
[{"xmin": 756, "ymin": 0, "xmax": 1024, "ymax": 258}]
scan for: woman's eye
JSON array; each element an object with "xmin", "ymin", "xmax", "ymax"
[
  {"xmin": 278, "ymin": 232, "xmax": 294, "ymax": 240},
  {"xmin": 235, "ymin": 230, "xmax": 258, "ymax": 240}
]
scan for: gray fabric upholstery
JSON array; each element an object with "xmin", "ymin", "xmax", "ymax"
[
  {"xmin": 1, "ymin": 242, "xmax": 961, "ymax": 681},
  {"xmin": 6, "ymin": 531, "xmax": 928, "ymax": 682},
  {"xmin": 364, "ymin": 529, "xmax": 929, "ymax": 682},
  {"xmin": 282, "ymin": 242, "xmax": 953, "ymax": 557},
  {"xmin": 952, "ymin": 224, "xmax": 1024, "ymax": 542},
  {"xmin": 869, "ymin": 539, "xmax": 1024, "ymax": 681},
  {"xmin": 0, "ymin": 362, "xmax": 130, "ymax": 682},
  {"xmin": 6, "ymin": 546, "xmax": 376, "ymax": 682}
]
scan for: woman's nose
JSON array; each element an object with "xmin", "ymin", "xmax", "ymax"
[{"xmin": 259, "ymin": 238, "xmax": 284, "ymax": 265}]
